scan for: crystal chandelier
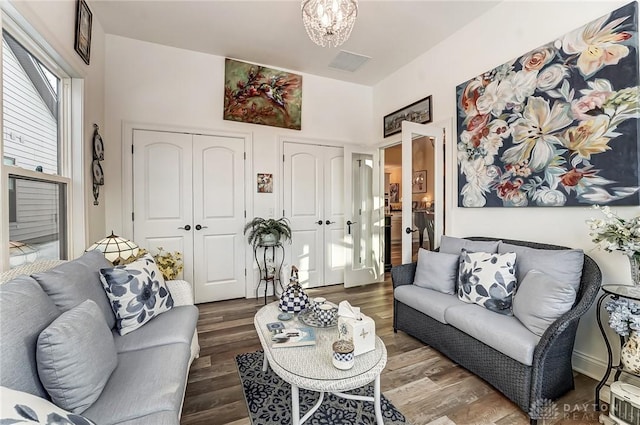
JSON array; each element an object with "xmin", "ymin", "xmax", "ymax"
[{"xmin": 301, "ymin": 0, "xmax": 358, "ymax": 48}]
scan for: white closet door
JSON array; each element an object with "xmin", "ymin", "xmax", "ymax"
[
  {"xmin": 133, "ymin": 130, "xmax": 194, "ymax": 284},
  {"xmin": 323, "ymin": 147, "xmax": 345, "ymax": 285},
  {"xmin": 283, "ymin": 143, "xmax": 325, "ymax": 287},
  {"xmin": 192, "ymin": 135, "xmax": 246, "ymax": 302}
]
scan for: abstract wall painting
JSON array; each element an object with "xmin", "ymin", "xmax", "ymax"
[
  {"xmin": 224, "ymin": 59, "xmax": 302, "ymax": 130},
  {"xmin": 456, "ymin": 2, "xmax": 639, "ymax": 207}
]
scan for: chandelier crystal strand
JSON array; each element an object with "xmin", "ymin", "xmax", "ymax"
[{"xmin": 301, "ymin": 0, "xmax": 358, "ymax": 48}]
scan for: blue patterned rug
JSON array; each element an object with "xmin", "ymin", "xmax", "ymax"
[{"xmin": 236, "ymin": 350, "xmax": 410, "ymax": 425}]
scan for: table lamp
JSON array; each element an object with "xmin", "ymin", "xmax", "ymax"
[{"xmin": 86, "ymin": 231, "xmax": 139, "ymax": 265}]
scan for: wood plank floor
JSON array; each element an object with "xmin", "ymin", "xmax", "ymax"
[{"xmin": 180, "ymin": 279, "xmax": 603, "ymax": 425}]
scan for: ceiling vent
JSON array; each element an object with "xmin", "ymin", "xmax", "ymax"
[{"xmin": 329, "ymin": 50, "xmax": 371, "ymax": 72}]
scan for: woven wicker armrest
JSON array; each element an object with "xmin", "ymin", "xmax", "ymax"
[
  {"xmin": 166, "ymin": 279, "xmax": 195, "ymax": 306},
  {"xmin": 391, "ymin": 263, "xmax": 417, "ymax": 289}
]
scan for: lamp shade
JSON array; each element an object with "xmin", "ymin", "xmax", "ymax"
[
  {"xmin": 86, "ymin": 231, "xmax": 139, "ymax": 264},
  {"xmin": 9, "ymin": 241, "xmax": 38, "ymax": 268}
]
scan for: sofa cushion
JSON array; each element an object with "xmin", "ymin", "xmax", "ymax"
[
  {"xmin": 414, "ymin": 248, "xmax": 459, "ymax": 294},
  {"xmin": 107, "ymin": 411, "xmax": 179, "ymax": 425},
  {"xmin": 0, "ymin": 386, "xmax": 97, "ymax": 425},
  {"xmin": 457, "ymin": 250, "xmax": 517, "ymax": 315},
  {"xmin": 394, "ymin": 285, "xmax": 468, "ymax": 324},
  {"xmin": 36, "ymin": 300, "xmax": 117, "ymax": 413},
  {"xmin": 444, "ymin": 303, "xmax": 540, "ymax": 365},
  {"xmin": 82, "ymin": 344, "xmax": 190, "ymax": 425},
  {"xmin": 513, "ymin": 270, "xmax": 577, "ymax": 337},
  {"xmin": 99, "ymin": 254, "xmax": 174, "ymax": 336},
  {"xmin": 498, "ymin": 242, "xmax": 584, "ymax": 291},
  {"xmin": 0, "ymin": 276, "xmax": 61, "ymax": 399},
  {"xmin": 440, "ymin": 236, "xmax": 500, "ymax": 255},
  {"xmin": 33, "ymin": 250, "xmax": 116, "ymax": 329},
  {"xmin": 112, "ymin": 305, "xmax": 199, "ymax": 353}
]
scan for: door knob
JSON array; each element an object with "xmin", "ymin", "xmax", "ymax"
[
  {"xmin": 195, "ymin": 224, "xmax": 208, "ymax": 231},
  {"xmin": 406, "ymin": 227, "xmax": 417, "ymax": 234},
  {"xmin": 325, "ymin": 220, "xmax": 336, "ymax": 225},
  {"xmin": 346, "ymin": 220, "xmax": 357, "ymax": 235},
  {"xmin": 178, "ymin": 225, "xmax": 191, "ymax": 231},
  {"xmin": 317, "ymin": 220, "xmax": 323, "ymax": 225}
]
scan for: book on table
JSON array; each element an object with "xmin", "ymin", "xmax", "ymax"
[{"xmin": 270, "ymin": 326, "xmax": 316, "ymax": 348}]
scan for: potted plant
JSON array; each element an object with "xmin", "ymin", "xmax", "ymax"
[
  {"xmin": 606, "ymin": 298, "xmax": 640, "ymax": 374},
  {"xmin": 243, "ymin": 217, "xmax": 292, "ymax": 247}
]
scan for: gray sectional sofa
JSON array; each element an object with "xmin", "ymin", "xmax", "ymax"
[
  {"xmin": 392, "ymin": 236, "xmax": 601, "ymax": 424},
  {"xmin": 0, "ymin": 251, "xmax": 199, "ymax": 425}
]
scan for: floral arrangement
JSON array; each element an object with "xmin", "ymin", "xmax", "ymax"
[
  {"xmin": 586, "ymin": 205, "xmax": 640, "ymax": 257},
  {"xmin": 606, "ymin": 298, "xmax": 640, "ymax": 336},
  {"xmin": 152, "ymin": 247, "xmax": 184, "ymax": 280},
  {"xmin": 456, "ymin": 3, "xmax": 639, "ymax": 208},
  {"xmin": 126, "ymin": 247, "xmax": 184, "ymax": 280}
]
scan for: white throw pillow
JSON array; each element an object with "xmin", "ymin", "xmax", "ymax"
[
  {"xmin": 457, "ymin": 249, "xmax": 517, "ymax": 315},
  {"xmin": 36, "ymin": 300, "xmax": 117, "ymax": 413},
  {"xmin": 513, "ymin": 269, "xmax": 577, "ymax": 337},
  {"xmin": 0, "ymin": 386, "xmax": 96, "ymax": 424},
  {"xmin": 99, "ymin": 254, "xmax": 174, "ymax": 335},
  {"xmin": 414, "ymin": 248, "xmax": 459, "ymax": 294}
]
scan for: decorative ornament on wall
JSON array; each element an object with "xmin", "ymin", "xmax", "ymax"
[
  {"xmin": 223, "ymin": 58, "xmax": 302, "ymax": 130},
  {"xmin": 92, "ymin": 124, "xmax": 104, "ymax": 206},
  {"xmin": 456, "ymin": 2, "xmax": 639, "ymax": 208}
]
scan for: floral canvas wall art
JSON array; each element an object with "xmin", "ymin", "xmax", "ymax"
[
  {"xmin": 224, "ymin": 59, "xmax": 302, "ymax": 130},
  {"xmin": 456, "ymin": 2, "xmax": 639, "ymax": 207}
]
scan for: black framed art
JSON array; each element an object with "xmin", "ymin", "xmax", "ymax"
[
  {"xmin": 74, "ymin": 0, "xmax": 92, "ymax": 65},
  {"xmin": 383, "ymin": 96, "xmax": 433, "ymax": 138}
]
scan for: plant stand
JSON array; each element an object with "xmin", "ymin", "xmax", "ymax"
[{"xmin": 254, "ymin": 243, "xmax": 284, "ymax": 305}]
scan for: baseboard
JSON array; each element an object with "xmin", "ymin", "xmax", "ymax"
[{"xmin": 572, "ymin": 349, "xmax": 607, "ymax": 381}]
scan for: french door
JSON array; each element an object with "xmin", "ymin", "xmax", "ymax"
[
  {"xmin": 133, "ymin": 129, "xmax": 246, "ymax": 303},
  {"xmin": 283, "ymin": 142, "xmax": 344, "ymax": 288}
]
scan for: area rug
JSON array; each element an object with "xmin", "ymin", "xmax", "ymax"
[{"xmin": 236, "ymin": 350, "xmax": 410, "ymax": 425}]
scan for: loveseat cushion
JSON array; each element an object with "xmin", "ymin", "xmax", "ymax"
[
  {"xmin": 0, "ymin": 276, "xmax": 61, "ymax": 399},
  {"xmin": 457, "ymin": 250, "xmax": 517, "ymax": 315},
  {"xmin": 444, "ymin": 303, "xmax": 540, "ymax": 365},
  {"xmin": 414, "ymin": 249, "xmax": 459, "ymax": 294},
  {"xmin": 32, "ymin": 250, "xmax": 116, "ymax": 329},
  {"xmin": 440, "ymin": 235, "xmax": 500, "ymax": 255},
  {"xmin": 0, "ymin": 386, "xmax": 97, "ymax": 425},
  {"xmin": 513, "ymin": 270, "xmax": 577, "ymax": 337},
  {"xmin": 394, "ymin": 285, "xmax": 468, "ymax": 324},
  {"xmin": 36, "ymin": 300, "xmax": 117, "ymax": 413},
  {"xmin": 112, "ymin": 305, "xmax": 199, "ymax": 353},
  {"xmin": 100, "ymin": 254, "xmax": 174, "ymax": 336},
  {"xmin": 82, "ymin": 344, "xmax": 190, "ymax": 425},
  {"xmin": 498, "ymin": 242, "xmax": 584, "ymax": 290}
]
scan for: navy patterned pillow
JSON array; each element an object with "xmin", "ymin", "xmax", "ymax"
[
  {"xmin": 457, "ymin": 249, "xmax": 517, "ymax": 315},
  {"xmin": 99, "ymin": 254, "xmax": 174, "ymax": 335}
]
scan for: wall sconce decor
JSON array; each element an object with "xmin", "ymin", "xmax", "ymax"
[{"xmin": 92, "ymin": 124, "xmax": 104, "ymax": 205}]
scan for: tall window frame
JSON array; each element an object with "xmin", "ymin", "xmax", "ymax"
[{"xmin": 0, "ymin": 12, "xmax": 74, "ymax": 270}]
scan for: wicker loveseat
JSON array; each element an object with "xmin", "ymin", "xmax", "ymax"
[{"xmin": 391, "ymin": 237, "xmax": 601, "ymax": 424}]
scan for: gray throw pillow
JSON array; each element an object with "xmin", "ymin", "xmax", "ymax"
[
  {"xmin": 99, "ymin": 254, "xmax": 174, "ymax": 336},
  {"xmin": 36, "ymin": 300, "xmax": 117, "ymax": 413},
  {"xmin": 440, "ymin": 236, "xmax": 500, "ymax": 255},
  {"xmin": 513, "ymin": 269, "xmax": 577, "ymax": 337},
  {"xmin": 498, "ymin": 242, "xmax": 584, "ymax": 291},
  {"xmin": 414, "ymin": 248, "xmax": 459, "ymax": 294},
  {"xmin": 33, "ymin": 250, "xmax": 116, "ymax": 329},
  {"xmin": 457, "ymin": 249, "xmax": 517, "ymax": 315}
]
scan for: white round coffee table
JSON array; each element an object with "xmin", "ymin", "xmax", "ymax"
[{"xmin": 254, "ymin": 302, "xmax": 387, "ymax": 425}]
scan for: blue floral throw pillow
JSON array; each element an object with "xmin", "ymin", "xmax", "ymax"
[
  {"xmin": 457, "ymin": 249, "xmax": 517, "ymax": 315},
  {"xmin": 0, "ymin": 386, "xmax": 96, "ymax": 425},
  {"xmin": 99, "ymin": 254, "xmax": 174, "ymax": 335}
]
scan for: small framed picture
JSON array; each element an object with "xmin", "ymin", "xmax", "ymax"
[
  {"xmin": 412, "ymin": 170, "xmax": 427, "ymax": 193},
  {"xmin": 383, "ymin": 95, "xmax": 432, "ymax": 138},
  {"xmin": 257, "ymin": 173, "xmax": 273, "ymax": 193},
  {"xmin": 74, "ymin": 0, "xmax": 92, "ymax": 65}
]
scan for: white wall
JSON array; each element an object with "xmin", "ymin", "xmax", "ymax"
[
  {"xmin": 6, "ymin": 0, "xmax": 107, "ymax": 252},
  {"xmin": 103, "ymin": 35, "xmax": 373, "ymax": 285},
  {"xmin": 373, "ymin": 0, "xmax": 640, "ymax": 378}
]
